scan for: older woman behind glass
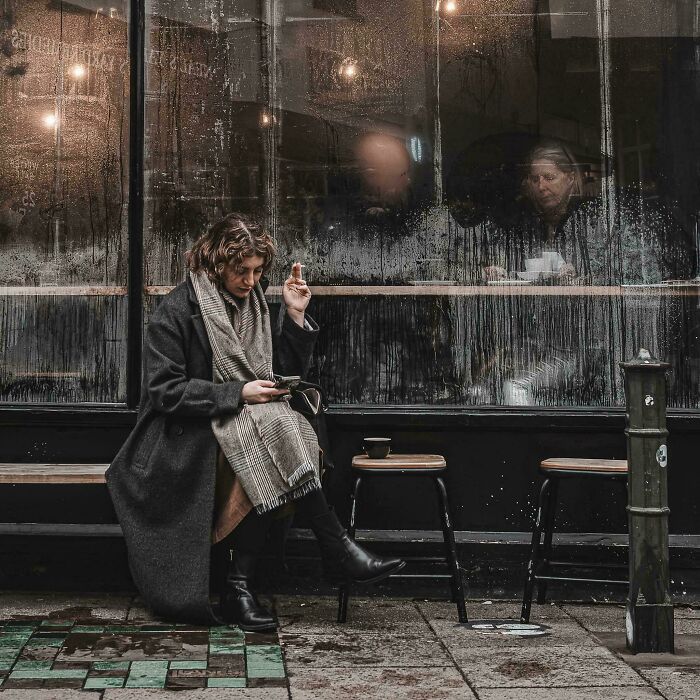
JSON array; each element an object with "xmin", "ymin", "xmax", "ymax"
[{"xmin": 483, "ymin": 140, "xmax": 585, "ymax": 283}]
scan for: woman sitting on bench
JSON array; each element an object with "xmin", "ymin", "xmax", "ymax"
[{"xmin": 106, "ymin": 213, "xmax": 404, "ymax": 629}]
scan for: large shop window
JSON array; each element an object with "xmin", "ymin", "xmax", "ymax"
[
  {"xmin": 0, "ymin": 1, "xmax": 129, "ymax": 402},
  {"xmin": 2, "ymin": 1, "xmax": 699, "ymax": 408}
]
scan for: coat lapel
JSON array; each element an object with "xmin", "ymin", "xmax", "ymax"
[{"xmin": 187, "ymin": 277, "xmax": 213, "ymax": 365}]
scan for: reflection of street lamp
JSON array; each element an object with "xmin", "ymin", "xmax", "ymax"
[
  {"xmin": 338, "ymin": 58, "xmax": 358, "ymax": 81},
  {"xmin": 42, "ymin": 112, "xmax": 58, "ymax": 129},
  {"xmin": 70, "ymin": 64, "xmax": 86, "ymax": 79},
  {"xmin": 260, "ymin": 111, "xmax": 272, "ymax": 128}
]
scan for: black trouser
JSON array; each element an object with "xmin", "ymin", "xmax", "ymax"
[{"xmin": 214, "ymin": 487, "xmax": 331, "ymax": 586}]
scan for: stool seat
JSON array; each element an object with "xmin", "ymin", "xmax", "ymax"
[
  {"xmin": 540, "ymin": 458, "xmax": 628, "ymax": 474},
  {"xmin": 352, "ymin": 453, "xmax": 446, "ymax": 471}
]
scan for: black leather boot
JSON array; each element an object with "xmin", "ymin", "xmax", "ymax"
[
  {"xmin": 219, "ymin": 511, "xmax": 277, "ymax": 632},
  {"xmin": 310, "ymin": 509, "xmax": 406, "ymax": 583},
  {"xmin": 220, "ymin": 549, "xmax": 277, "ymax": 631}
]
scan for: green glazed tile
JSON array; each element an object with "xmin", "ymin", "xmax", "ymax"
[
  {"xmin": 246, "ymin": 645, "xmax": 283, "ymax": 662},
  {"xmin": 0, "ymin": 648, "xmax": 21, "ymax": 657},
  {"xmin": 247, "ymin": 667, "xmax": 286, "ymax": 679},
  {"xmin": 130, "ymin": 661, "xmax": 169, "ymax": 672},
  {"xmin": 139, "ymin": 625, "xmax": 173, "ymax": 632},
  {"xmin": 210, "ymin": 643, "xmax": 245, "ymax": 654},
  {"xmin": 208, "ymin": 677, "xmax": 246, "ymax": 688},
  {"xmin": 126, "ymin": 660, "xmax": 168, "ymax": 688},
  {"xmin": 209, "ymin": 629, "xmax": 244, "ymax": 638},
  {"xmin": 169, "ymin": 660, "xmax": 207, "ymax": 670},
  {"xmin": 93, "ymin": 661, "xmax": 130, "ymax": 671},
  {"xmin": 12, "ymin": 661, "xmax": 53, "ymax": 671},
  {"xmin": 40, "ymin": 620, "xmax": 73, "ymax": 628},
  {"xmin": 10, "ymin": 669, "xmax": 88, "ymax": 680},
  {"xmin": 85, "ymin": 677, "xmax": 126, "ymax": 689},
  {"xmin": 126, "ymin": 677, "xmax": 166, "ymax": 688},
  {"xmin": 5, "ymin": 622, "xmax": 36, "ymax": 635},
  {"xmin": 104, "ymin": 625, "xmax": 143, "ymax": 633},
  {"xmin": 0, "ymin": 639, "xmax": 24, "ymax": 648},
  {"xmin": 72, "ymin": 626, "xmax": 105, "ymax": 634},
  {"xmin": 25, "ymin": 637, "xmax": 64, "ymax": 648},
  {"xmin": 1, "ymin": 633, "xmax": 33, "ymax": 641}
]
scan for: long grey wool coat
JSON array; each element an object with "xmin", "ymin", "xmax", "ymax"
[{"xmin": 106, "ymin": 278, "xmax": 319, "ymax": 623}]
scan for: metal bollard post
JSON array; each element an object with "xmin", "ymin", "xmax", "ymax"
[{"xmin": 620, "ymin": 349, "xmax": 674, "ymax": 653}]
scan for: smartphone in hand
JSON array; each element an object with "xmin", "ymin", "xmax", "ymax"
[{"xmin": 274, "ymin": 375, "xmax": 301, "ymax": 390}]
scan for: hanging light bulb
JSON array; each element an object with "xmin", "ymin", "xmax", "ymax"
[
  {"xmin": 444, "ymin": 0, "xmax": 458, "ymax": 13},
  {"xmin": 338, "ymin": 58, "xmax": 359, "ymax": 81},
  {"xmin": 260, "ymin": 111, "xmax": 272, "ymax": 127},
  {"xmin": 70, "ymin": 64, "xmax": 87, "ymax": 79}
]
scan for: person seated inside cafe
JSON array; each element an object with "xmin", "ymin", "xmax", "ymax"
[{"xmin": 482, "ymin": 139, "xmax": 695, "ymax": 286}]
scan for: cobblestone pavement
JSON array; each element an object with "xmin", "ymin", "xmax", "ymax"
[{"xmin": 0, "ymin": 593, "xmax": 698, "ymax": 698}]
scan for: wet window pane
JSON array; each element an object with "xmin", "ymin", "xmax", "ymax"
[
  {"xmin": 4, "ymin": 1, "xmax": 696, "ymax": 408},
  {"xmin": 0, "ymin": 1, "xmax": 129, "ymax": 402}
]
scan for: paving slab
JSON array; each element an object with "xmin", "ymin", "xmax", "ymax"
[
  {"xmin": 454, "ymin": 645, "xmax": 647, "ymax": 688},
  {"xmin": 562, "ymin": 604, "xmax": 626, "ymax": 632},
  {"xmin": 595, "ymin": 631, "xmax": 700, "ymax": 667},
  {"xmin": 637, "ymin": 666, "xmax": 700, "ymax": 700},
  {"xmin": 287, "ymin": 666, "xmax": 476, "ymax": 699},
  {"xmin": 281, "ymin": 631, "xmax": 450, "ymax": 668},
  {"xmin": 126, "ymin": 605, "xmax": 158, "ymax": 623},
  {"xmin": 477, "ymin": 688, "xmax": 662, "ymax": 700},
  {"xmin": 102, "ymin": 689, "xmax": 289, "ymax": 699},
  {"xmin": 0, "ymin": 594, "xmax": 131, "ymax": 621},
  {"xmin": 275, "ymin": 596, "xmax": 429, "ymax": 635}
]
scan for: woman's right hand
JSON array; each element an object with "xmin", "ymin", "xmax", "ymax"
[{"xmin": 241, "ymin": 380, "xmax": 289, "ymax": 404}]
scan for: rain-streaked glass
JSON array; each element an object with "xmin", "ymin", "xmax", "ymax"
[
  {"xmin": 3, "ymin": 1, "xmax": 697, "ymax": 408},
  {"xmin": 0, "ymin": 0, "xmax": 129, "ymax": 402}
]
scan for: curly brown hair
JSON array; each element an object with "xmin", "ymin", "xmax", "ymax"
[{"xmin": 186, "ymin": 213, "xmax": 276, "ymax": 286}]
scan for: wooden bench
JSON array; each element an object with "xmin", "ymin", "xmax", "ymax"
[{"xmin": 0, "ymin": 463, "xmax": 122, "ymax": 537}]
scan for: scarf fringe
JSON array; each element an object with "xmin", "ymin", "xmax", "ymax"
[{"xmin": 254, "ymin": 477, "xmax": 322, "ymax": 515}]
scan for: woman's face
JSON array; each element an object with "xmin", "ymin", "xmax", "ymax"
[
  {"xmin": 221, "ymin": 254, "xmax": 265, "ymax": 299},
  {"xmin": 526, "ymin": 159, "xmax": 574, "ymax": 213}
]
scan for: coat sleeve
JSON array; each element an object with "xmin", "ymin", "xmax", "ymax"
[
  {"xmin": 145, "ymin": 301, "xmax": 246, "ymax": 417},
  {"xmin": 272, "ymin": 305, "xmax": 320, "ymax": 378}
]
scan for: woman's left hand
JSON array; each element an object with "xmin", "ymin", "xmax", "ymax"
[{"xmin": 283, "ymin": 262, "xmax": 311, "ymax": 321}]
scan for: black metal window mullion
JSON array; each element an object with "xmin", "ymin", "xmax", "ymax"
[{"xmin": 127, "ymin": 0, "xmax": 146, "ymax": 410}]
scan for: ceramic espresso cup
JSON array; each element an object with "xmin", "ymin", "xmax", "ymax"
[{"xmin": 363, "ymin": 437, "xmax": 391, "ymax": 459}]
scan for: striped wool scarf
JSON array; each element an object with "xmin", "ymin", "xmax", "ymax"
[{"xmin": 190, "ymin": 271, "xmax": 320, "ymax": 514}]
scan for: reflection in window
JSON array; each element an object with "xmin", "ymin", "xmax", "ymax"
[
  {"xmin": 1, "ymin": 1, "xmax": 697, "ymax": 409},
  {"xmin": 94, "ymin": 1, "xmax": 700, "ymax": 409},
  {"xmin": 0, "ymin": 0, "xmax": 129, "ymax": 402}
]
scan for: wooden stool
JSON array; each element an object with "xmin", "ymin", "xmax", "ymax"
[
  {"xmin": 337, "ymin": 453, "xmax": 467, "ymax": 624},
  {"xmin": 521, "ymin": 458, "xmax": 629, "ymax": 622}
]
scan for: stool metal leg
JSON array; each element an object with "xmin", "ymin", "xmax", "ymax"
[
  {"xmin": 536, "ymin": 477, "xmax": 559, "ymax": 605},
  {"xmin": 435, "ymin": 476, "xmax": 468, "ymax": 623},
  {"xmin": 337, "ymin": 475, "xmax": 362, "ymax": 623},
  {"xmin": 521, "ymin": 477, "xmax": 552, "ymax": 623}
]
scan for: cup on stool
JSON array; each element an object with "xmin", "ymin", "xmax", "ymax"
[{"xmin": 363, "ymin": 437, "xmax": 391, "ymax": 459}]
